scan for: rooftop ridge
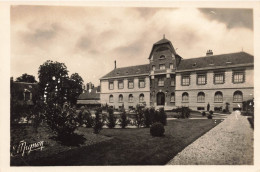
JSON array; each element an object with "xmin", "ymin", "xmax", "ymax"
[
  {"xmin": 181, "ymin": 51, "xmax": 253, "ymax": 61},
  {"xmin": 113, "ymin": 63, "xmax": 149, "ymax": 70}
]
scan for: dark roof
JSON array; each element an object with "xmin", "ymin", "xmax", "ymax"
[
  {"xmin": 100, "ymin": 64, "xmax": 150, "ymax": 79},
  {"xmin": 78, "ymin": 87, "xmax": 100, "ymax": 100},
  {"xmin": 177, "ymin": 52, "xmax": 253, "ymax": 71},
  {"xmin": 148, "ymin": 38, "xmax": 177, "ymax": 59}
]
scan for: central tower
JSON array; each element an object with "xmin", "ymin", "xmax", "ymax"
[{"xmin": 148, "ymin": 37, "xmax": 182, "ymax": 108}]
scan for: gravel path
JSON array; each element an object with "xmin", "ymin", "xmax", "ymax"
[{"xmin": 167, "ymin": 111, "xmax": 254, "ymax": 165}]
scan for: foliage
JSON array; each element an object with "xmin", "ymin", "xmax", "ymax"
[
  {"xmin": 93, "ymin": 108, "xmax": 103, "ymax": 134},
  {"xmin": 106, "ymin": 107, "xmax": 117, "ymax": 128},
  {"xmin": 176, "ymin": 107, "xmax": 191, "ymax": 119},
  {"xmin": 208, "ymin": 110, "xmax": 213, "ymax": 119},
  {"xmin": 135, "ymin": 105, "xmax": 145, "ymax": 128},
  {"xmin": 78, "ymin": 108, "xmax": 93, "ymax": 128},
  {"xmin": 16, "ymin": 73, "xmax": 37, "ymax": 83},
  {"xmin": 119, "ymin": 110, "xmax": 130, "ymax": 129},
  {"xmin": 149, "ymin": 107, "xmax": 156, "ymax": 123},
  {"xmin": 67, "ymin": 73, "xmax": 84, "ymax": 105},
  {"xmin": 225, "ymin": 102, "xmax": 230, "ymax": 112},
  {"xmin": 202, "ymin": 111, "xmax": 206, "ymax": 116},
  {"xmin": 31, "ymin": 100, "xmax": 46, "ymax": 132},
  {"xmin": 38, "ymin": 60, "xmax": 69, "ymax": 106},
  {"xmin": 150, "ymin": 122, "xmax": 165, "ymax": 137},
  {"xmin": 45, "ymin": 104, "xmax": 78, "ymax": 139},
  {"xmin": 158, "ymin": 108, "xmax": 167, "ymax": 125},
  {"xmin": 144, "ymin": 108, "xmax": 152, "ymax": 128}
]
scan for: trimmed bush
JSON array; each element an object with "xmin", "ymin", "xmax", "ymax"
[
  {"xmin": 106, "ymin": 107, "xmax": 116, "ymax": 128},
  {"xmin": 93, "ymin": 108, "xmax": 103, "ymax": 134},
  {"xmin": 208, "ymin": 110, "xmax": 213, "ymax": 119},
  {"xmin": 202, "ymin": 111, "xmax": 206, "ymax": 116},
  {"xmin": 135, "ymin": 105, "xmax": 145, "ymax": 128},
  {"xmin": 119, "ymin": 110, "xmax": 130, "ymax": 129},
  {"xmin": 176, "ymin": 107, "xmax": 191, "ymax": 119},
  {"xmin": 144, "ymin": 108, "xmax": 152, "ymax": 128},
  {"xmin": 158, "ymin": 107, "xmax": 167, "ymax": 125},
  {"xmin": 150, "ymin": 122, "xmax": 165, "ymax": 137}
]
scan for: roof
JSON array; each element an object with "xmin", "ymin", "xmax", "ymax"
[
  {"xmin": 148, "ymin": 38, "xmax": 177, "ymax": 59},
  {"xmin": 100, "ymin": 64, "xmax": 150, "ymax": 79},
  {"xmin": 77, "ymin": 100, "xmax": 101, "ymax": 105},
  {"xmin": 78, "ymin": 87, "xmax": 100, "ymax": 100},
  {"xmin": 177, "ymin": 52, "xmax": 254, "ymax": 71}
]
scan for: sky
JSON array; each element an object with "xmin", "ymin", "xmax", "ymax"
[{"xmin": 11, "ymin": 5, "xmax": 253, "ymax": 86}]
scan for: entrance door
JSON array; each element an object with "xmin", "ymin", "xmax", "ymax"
[{"xmin": 157, "ymin": 92, "xmax": 165, "ymax": 106}]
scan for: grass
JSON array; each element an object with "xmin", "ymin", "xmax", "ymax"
[{"xmin": 11, "ymin": 119, "xmax": 222, "ymax": 166}]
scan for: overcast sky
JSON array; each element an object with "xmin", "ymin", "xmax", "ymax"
[{"xmin": 11, "ymin": 5, "xmax": 253, "ymax": 86}]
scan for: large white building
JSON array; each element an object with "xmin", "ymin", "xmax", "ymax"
[{"xmin": 100, "ymin": 38, "xmax": 254, "ymax": 111}]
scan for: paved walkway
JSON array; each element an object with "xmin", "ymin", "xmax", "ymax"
[{"xmin": 167, "ymin": 111, "xmax": 254, "ymax": 165}]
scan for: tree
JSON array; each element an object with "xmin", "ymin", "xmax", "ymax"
[
  {"xmin": 38, "ymin": 60, "xmax": 69, "ymax": 106},
  {"xmin": 16, "ymin": 73, "xmax": 37, "ymax": 83},
  {"xmin": 67, "ymin": 73, "xmax": 84, "ymax": 105}
]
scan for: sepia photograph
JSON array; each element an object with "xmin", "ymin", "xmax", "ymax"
[{"xmin": 1, "ymin": 1, "xmax": 258, "ymax": 168}]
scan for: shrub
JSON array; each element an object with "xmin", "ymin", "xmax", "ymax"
[
  {"xmin": 119, "ymin": 110, "xmax": 130, "ymax": 129},
  {"xmin": 158, "ymin": 107, "xmax": 167, "ymax": 125},
  {"xmin": 150, "ymin": 122, "xmax": 165, "ymax": 137},
  {"xmin": 144, "ymin": 108, "xmax": 152, "ymax": 128},
  {"xmin": 82, "ymin": 110, "xmax": 94, "ymax": 128},
  {"xmin": 149, "ymin": 107, "xmax": 156, "ymax": 123},
  {"xmin": 45, "ymin": 104, "xmax": 78, "ymax": 139},
  {"xmin": 106, "ymin": 107, "xmax": 116, "ymax": 128},
  {"xmin": 208, "ymin": 110, "xmax": 213, "ymax": 119},
  {"xmin": 202, "ymin": 111, "xmax": 206, "ymax": 116},
  {"xmin": 134, "ymin": 105, "xmax": 145, "ymax": 128},
  {"xmin": 93, "ymin": 108, "xmax": 103, "ymax": 134},
  {"xmin": 209, "ymin": 110, "xmax": 213, "ymax": 115},
  {"xmin": 176, "ymin": 107, "xmax": 191, "ymax": 119},
  {"xmin": 223, "ymin": 109, "xmax": 227, "ymax": 113}
]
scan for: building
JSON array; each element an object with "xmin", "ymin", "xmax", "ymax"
[
  {"xmin": 77, "ymin": 82, "xmax": 101, "ymax": 108},
  {"xmin": 100, "ymin": 37, "xmax": 254, "ymax": 111},
  {"xmin": 10, "ymin": 80, "xmax": 39, "ymax": 106}
]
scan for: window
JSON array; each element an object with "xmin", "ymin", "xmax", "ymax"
[
  {"xmin": 233, "ymin": 71, "xmax": 245, "ymax": 83},
  {"xmin": 129, "ymin": 94, "xmax": 133, "ymax": 102},
  {"xmin": 109, "ymin": 95, "xmax": 114, "ymax": 103},
  {"xmin": 182, "ymin": 75, "xmax": 190, "ymax": 86},
  {"xmin": 128, "ymin": 80, "xmax": 134, "ymax": 89},
  {"xmin": 233, "ymin": 91, "xmax": 243, "ymax": 102},
  {"xmin": 182, "ymin": 92, "xmax": 189, "ymax": 102},
  {"xmin": 139, "ymin": 94, "xmax": 144, "ymax": 103},
  {"xmin": 171, "ymin": 78, "xmax": 175, "ymax": 86},
  {"xmin": 139, "ymin": 79, "xmax": 145, "ymax": 88},
  {"xmin": 109, "ymin": 81, "xmax": 114, "ymax": 90},
  {"xmin": 214, "ymin": 73, "xmax": 224, "ymax": 84},
  {"xmin": 197, "ymin": 74, "xmax": 206, "ymax": 85},
  {"xmin": 118, "ymin": 80, "xmax": 124, "ymax": 89},
  {"xmin": 158, "ymin": 78, "xmax": 164, "ymax": 86},
  {"xmin": 197, "ymin": 92, "xmax": 205, "ymax": 103},
  {"xmin": 159, "ymin": 55, "xmax": 165, "ymax": 59},
  {"xmin": 159, "ymin": 64, "xmax": 165, "ymax": 70},
  {"xmin": 170, "ymin": 93, "xmax": 175, "ymax": 102},
  {"xmin": 24, "ymin": 91, "xmax": 31, "ymax": 101},
  {"xmin": 152, "ymin": 65, "xmax": 155, "ymax": 71},
  {"xmin": 119, "ymin": 94, "xmax": 123, "ymax": 102},
  {"xmin": 214, "ymin": 91, "xmax": 223, "ymax": 102},
  {"xmin": 169, "ymin": 63, "xmax": 174, "ymax": 69}
]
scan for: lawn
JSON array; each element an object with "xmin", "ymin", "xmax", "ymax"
[{"xmin": 11, "ymin": 119, "xmax": 222, "ymax": 166}]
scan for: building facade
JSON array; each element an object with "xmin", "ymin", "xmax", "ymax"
[{"xmin": 100, "ymin": 38, "xmax": 254, "ymax": 111}]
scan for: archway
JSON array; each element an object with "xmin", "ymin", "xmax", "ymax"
[{"xmin": 157, "ymin": 92, "xmax": 165, "ymax": 106}]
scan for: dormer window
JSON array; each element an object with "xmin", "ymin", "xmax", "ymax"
[{"xmin": 159, "ymin": 55, "xmax": 166, "ymax": 60}]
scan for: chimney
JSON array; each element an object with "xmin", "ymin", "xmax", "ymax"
[
  {"xmin": 114, "ymin": 60, "xmax": 117, "ymax": 69},
  {"xmin": 206, "ymin": 49, "xmax": 213, "ymax": 56}
]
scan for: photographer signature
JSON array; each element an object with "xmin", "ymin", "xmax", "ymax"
[{"xmin": 11, "ymin": 140, "xmax": 44, "ymax": 157}]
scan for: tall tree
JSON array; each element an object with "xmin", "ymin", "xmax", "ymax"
[
  {"xmin": 67, "ymin": 73, "xmax": 84, "ymax": 105},
  {"xmin": 16, "ymin": 73, "xmax": 37, "ymax": 83},
  {"xmin": 38, "ymin": 60, "xmax": 69, "ymax": 106}
]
